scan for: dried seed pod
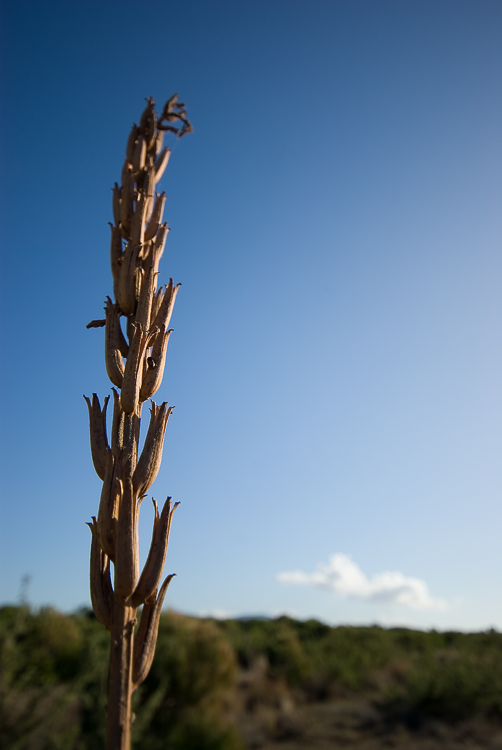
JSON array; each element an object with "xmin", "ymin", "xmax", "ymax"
[
  {"xmin": 132, "ymin": 574, "xmax": 175, "ymax": 689},
  {"xmin": 114, "ymin": 477, "xmax": 139, "ymax": 599},
  {"xmin": 144, "ymin": 192, "xmax": 166, "ymax": 242},
  {"xmin": 126, "ymin": 314, "xmax": 136, "ymax": 343},
  {"xmin": 135, "ymin": 260, "xmax": 157, "ymax": 330},
  {"xmin": 139, "ymin": 98, "xmax": 158, "ymax": 151},
  {"xmin": 146, "ymin": 118, "xmax": 158, "ymax": 152},
  {"xmin": 151, "ymin": 286, "xmax": 165, "ymax": 325},
  {"xmin": 151, "ymin": 278, "xmax": 180, "ymax": 332},
  {"xmin": 144, "ymin": 194, "xmax": 154, "ymax": 225},
  {"xmin": 153, "ymin": 147, "xmax": 171, "ymax": 184},
  {"xmin": 104, "ymin": 298, "xmax": 125, "ymax": 388},
  {"xmin": 120, "ymin": 324, "xmax": 152, "ymax": 414},
  {"xmin": 126, "ymin": 410, "xmax": 142, "ymax": 468},
  {"xmin": 138, "ymin": 238, "xmax": 152, "ymax": 262},
  {"xmin": 152, "ymin": 222, "xmax": 169, "ymax": 266},
  {"xmin": 110, "ymin": 387, "xmax": 124, "ymax": 459},
  {"xmin": 117, "ymin": 320, "xmax": 129, "ymax": 359},
  {"xmin": 112, "ymin": 183, "xmax": 122, "ymax": 226},
  {"xmin": 135, "ymin": 265, "xmax": 145, "ymax": 308},
  {"xmin": 87, "ymin": 517, "xmax": 113, "ymax": 630},
  {"xmin": 97, "ymin": 451, "xmax": 120, "ymax": 560},
  {"xmin": 142, "ymin": 166, "xmax": 156, "ymax": 203},
  {"xmin": 121, "ymin": 157, "xmax": 132, "ymax": 185},
  {"xmin": 120, "ymin": 165, "xmax": 134, "ymax": 235},
  {"xmin": 126, "ymin": 124, "xmax": 139, "ymax": 161},
  {"xmin": 149, "ymin": 129, "xmax": 164, "ymax": 157},
  {"xmin": 117, "ymin": 243, "xmax": 140, "ymax": 316},
  {"xmin": 109, "ymin": 223, "xmax": 123, "ymax": 285},
  {"xmin": 130, "ymin": 193, "xmax": 148, "ymax": 247},
  {"xmin": 132, "ymin": 403, "xmax": 172, "ymax": 497},
  {"xmin": 84, "ymin": 394, "xmax": 110, "ymax": 481},
  {"xmin": 132, "ymin": 136, "xmax": 147, "ymax": 174},
  {"xmin": 130, "ymin": 497, "xmax": 178, "ymax": 607},
  {"xmin": 139, "ymin": 329, "xmax": 172, "ymax": 402}
]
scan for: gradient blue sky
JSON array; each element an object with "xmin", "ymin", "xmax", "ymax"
[{"xmin": 0, "ymin": 0, "xmax": 501, "ymax": 631}]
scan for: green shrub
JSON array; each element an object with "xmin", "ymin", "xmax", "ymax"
[
  {"xmin": 1, "ymin": 605, "xmax": 501, "ymax": 749},
  {"xmin": 378, "ymin": 648, "xmax": 502, "ymax": 721},
  {"xmin": 131, "ymin": 611, "xmax": 242, "ymax": 750}
]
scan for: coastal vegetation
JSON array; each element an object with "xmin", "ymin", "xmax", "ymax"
[{"xmin": 1, "ymin": 605, "xmax": 501, "ymax": 749}]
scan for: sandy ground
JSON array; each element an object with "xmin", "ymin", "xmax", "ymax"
[{"xmin": 229, "ymin": 665, "xmax": 502, "ymax": 750}]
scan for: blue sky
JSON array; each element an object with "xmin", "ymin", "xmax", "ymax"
[{"xmin": 0, "ymin": 0, "xmax": 501, "ymax": 631}]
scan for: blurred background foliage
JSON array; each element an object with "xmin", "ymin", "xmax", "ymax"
[{"xmin": 1, "ymin": 606, "xmax": 501, "ymax": 749}]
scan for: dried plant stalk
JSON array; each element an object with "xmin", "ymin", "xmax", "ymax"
[{"xmin": 85, "ymin": 95, "xmax": 192, "ymax": 750}]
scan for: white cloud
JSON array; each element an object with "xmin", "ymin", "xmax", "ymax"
[{"xmin": 277, "ymin": 553, "xmax": 447, "ymax": 611}]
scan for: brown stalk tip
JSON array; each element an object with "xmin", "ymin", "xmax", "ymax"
[{"xmin": 86, "ymin": 319, "xmax": 106, "ymax": 329}]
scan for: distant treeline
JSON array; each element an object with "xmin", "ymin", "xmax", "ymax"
[{"xmin": 1, "ymin": 605, "xmax": 501, "ymax": 749}]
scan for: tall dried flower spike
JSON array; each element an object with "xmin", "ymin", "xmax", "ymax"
[{"xmin": 84, "ymin": 96, "xmax": 191, "ymax": 750}]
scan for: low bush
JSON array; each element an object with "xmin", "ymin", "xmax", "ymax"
[{"xmin": 1, "ymin": 605, "xmax": 501, "ymax": 749}]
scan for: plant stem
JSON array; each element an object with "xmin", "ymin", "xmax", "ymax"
[{"xmin": 106, "ymin": 599, "xmax": 136, "ymax": 750}]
